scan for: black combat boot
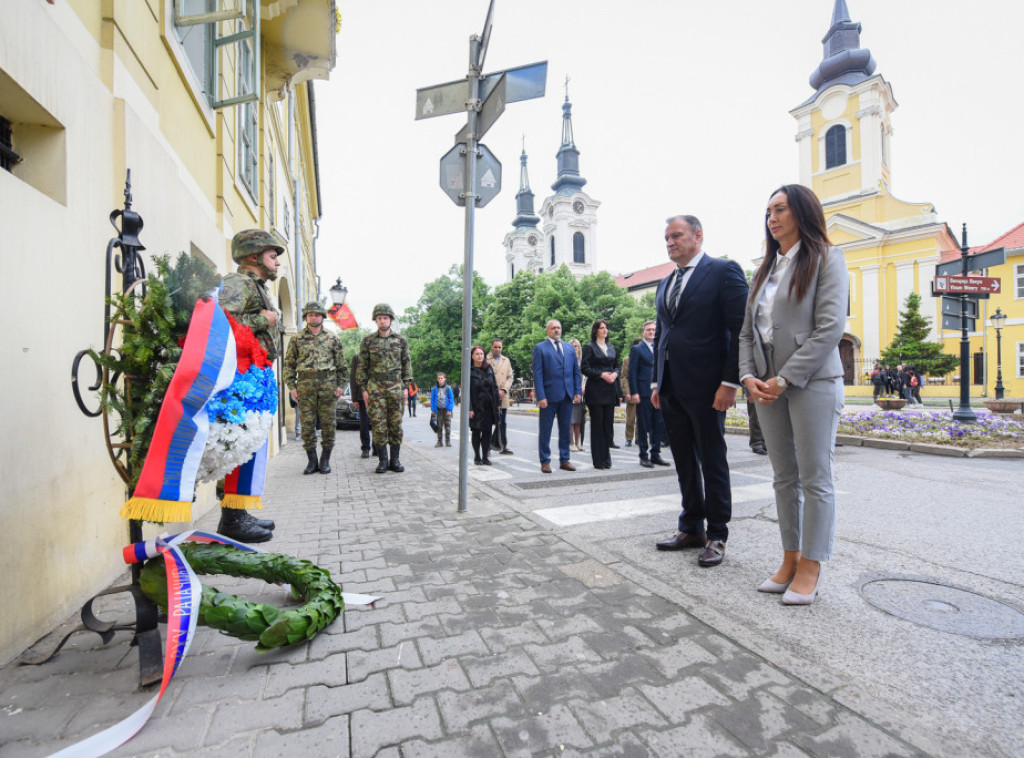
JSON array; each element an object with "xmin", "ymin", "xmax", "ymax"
[
  {"xmin": 217, "ymin": 508, "xmax": 273, "ymax": 544},
  {"xmin": 319, "ymin": 448, "xmax": 332, "ymax": 474},
  {"xmin": 375, "ymin": 445, "xmax": 390, "ymax": 474},
  {"xmin": 239, "ymin": 510, "xmax": 275, "ymax": 531},
  {"xmin": 389, "ymin": 444, "xmax": 404, "ymax": 473},
  {"xmin": 303, "ymin": 449, "xmax": 319, "ymax": 475},
  {"xmin": 361, "ymin": 448, "xmax": 371, "ymax": 459}
]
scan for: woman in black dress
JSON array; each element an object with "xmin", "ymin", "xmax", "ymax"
[
  {"xmin": 581, "ymin": 319, "xmax": 622, "ymax": 469},
  {"xmin": 468, "ymin": 345, "xmax": 500, "ymax": 465}
]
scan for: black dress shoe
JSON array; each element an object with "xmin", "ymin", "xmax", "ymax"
[
  {"xmin": 656, "ymin": 532, "xmax": 708, "ymax": 550},
  {"xmin": 640, "ymin": 459, "xmax": 654, "ymax": 468},
  {"xmin": 650, "ymin": 456, "xmax": 670, "ymax": 466},
  {"xmin": 750, "ymin": 445, "xmax": 767, "ymax": 455},
  {"xmin": 609, "ymin": 442, "xmax": 620, "ymax": 449},
  {"xmin": 697, "ymin": 540, "xmax": 726, "ymax": 567}
]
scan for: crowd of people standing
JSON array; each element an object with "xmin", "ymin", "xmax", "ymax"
[{"xmin": 870, "ymin": 363, "xmax": 924, "ymax": 404}]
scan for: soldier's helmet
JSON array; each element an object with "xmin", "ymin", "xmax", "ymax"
[
  {"xmin": 231, "ymin": 229, "xmax": 285, "ymax": 263},
  {"xmin": 372, "ymin": 303, "xmax": 395, "ymax": 320},
  {"xmin": 303, "ymin": 301, "xmax": 327, "ymax": 318}
]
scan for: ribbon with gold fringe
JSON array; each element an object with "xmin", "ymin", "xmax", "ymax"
[{"xmin": 119, "ymin": 298, "xmax": 236, "ymax": 522}]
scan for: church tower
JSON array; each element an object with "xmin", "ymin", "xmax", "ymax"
[
  {"xmin": 502, "ymin": 140, "xmax": 544, "ymax": 280},
  {"xmin": 791, "ymin": 0, "xmax": 957, "ymax": 382},
  {"xmin": 536, "ymin": 82, "xmax": 600, "ymax": 279}
]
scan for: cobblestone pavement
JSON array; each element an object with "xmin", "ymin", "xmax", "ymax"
[{"xmin": 2, "ymin": 437, "xmax": 938, "ymax": 757}]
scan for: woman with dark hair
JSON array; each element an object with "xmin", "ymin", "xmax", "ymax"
[
  {"xmin": 569, "ymin": 338, "xmax": 586, "ymax": 452},
  {"xmin": 581, "ymin": 319, "xmax": 622, "ymax": 469},
  {"xmin": 468, "ymin": 345, "xmax": 500, "ymax": 465},
  {"xmin": 739, "ymin": 184, "xmax": 849, "ymax": 606}
]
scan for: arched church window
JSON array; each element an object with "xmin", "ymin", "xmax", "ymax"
[
  {"xmin": 550, "ymin": 237, "xmax": 556, "ymax": 267},
  {"xmin": 573, "ymin": 232, "xmax": 585, "ymax": 264},
  {"xmin": 825, "ymin": 125, "xmax": 846, "ymax": 169}
]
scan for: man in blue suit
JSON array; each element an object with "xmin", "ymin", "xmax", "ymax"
[
  {"xmin": 628, "ymin": 320, "xmax": 669, "ymax": 469},
  {"xmin": 652, "ymin": 215, "xmax": 748, "ymax": 567},
  {"xmin": 532, "ymin": 319, "xmax": 582, "ymax": 473}
]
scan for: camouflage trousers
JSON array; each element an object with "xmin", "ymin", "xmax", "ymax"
[
  {"xmin": 367, "ymin": 382, "xmax": 404, "ymax": 446},
  {"xmin": 435, "ymin": 408, "xmax": 451, "ymax": 442},
  {"xmin": 297, "ymin": 379, "xmax": 338, "ymax": 451}
]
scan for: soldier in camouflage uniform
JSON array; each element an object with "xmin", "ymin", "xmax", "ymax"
[
  {"xmin": 284, "ymin": 302, "xmax": 348, "ymax": 475},
  {"xmin": 356, "ymin": 303, "xmax": 413, "ymax": 473},
  {"xmin": 217, "ymin": 228, "xmax": 284, "ymax": 543}
]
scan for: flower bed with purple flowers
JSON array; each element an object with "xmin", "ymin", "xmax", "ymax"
[
  {"xmin": 727, "ymin": 407, "xmax": 1023, "ymax": 449},
  {"xmin": 838, "ymin": 411, "xmax": 1024, "ymax": 448}
]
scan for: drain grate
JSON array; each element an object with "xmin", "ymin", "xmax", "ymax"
[{"xmin": 861, "ymin": 578, "xmax": 1024, "ymax": 639}]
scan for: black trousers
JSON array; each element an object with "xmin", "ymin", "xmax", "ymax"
[
  {"xmin": 660, "ymin": 370, "xmax": 732, "ymax": 542},
  {"xmin": 587, "ymin": 403, "xmax": 615, "ymax": 468},
  {"xmin": 357, "ymin": 399, "xmax": 372, "ymax": 452}
]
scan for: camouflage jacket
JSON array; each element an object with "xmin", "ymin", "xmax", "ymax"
[
  {"xmin": 356, "ymin": 331, "xmax": 412, "ymax": 391},
  {"xmin": 219, "ymin": 269, "xmax": 282, "ymax": 360},
  {"xmin": 283, "ymin": 327, "xmax": 348, "ymax": 390}
]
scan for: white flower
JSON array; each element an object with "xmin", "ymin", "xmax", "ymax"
[{"xmin": 197, "ymin": 411, "xmax": 275, "ymax": 482}]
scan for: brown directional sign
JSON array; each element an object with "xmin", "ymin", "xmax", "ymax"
[{"xmin": 933, "ymin": 275, "xmax": 1001, "ymax": 294}]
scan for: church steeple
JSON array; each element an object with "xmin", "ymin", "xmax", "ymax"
[
  {"xmin": 512, "ymin": 138, "xmax": 540, "ymax": 229},
  {"xmin": 551, "ymin": 78, "xmax": 587, "ymax": 194},
  {"xmin": 808, "ymin": 0, "xmax": 877, "ymax": 95}
]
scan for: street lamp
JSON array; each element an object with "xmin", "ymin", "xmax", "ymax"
[
  {"xmin": 329, "ymin": 277, "xmax": 348, "ymax": 307},
  {"xmin": 992, "ymin": 307, "xmax": 1006, "ymax": 400}
]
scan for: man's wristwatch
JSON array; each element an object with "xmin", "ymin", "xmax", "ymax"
[{"xmin": 776, "ymin": 375, "xmax": 789, "ymax": 389}]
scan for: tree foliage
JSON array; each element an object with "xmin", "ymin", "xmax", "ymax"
[
  {"xmin": 403, "ymin": 264, "xmax": 658, "ymax": 390},
  {"xmin": 880, "ymin": 292, "xmax": 958, "ymax": 375},
  {"xmin": 401, "ymin": 265, "xmax": 491, "ymax": 385}
]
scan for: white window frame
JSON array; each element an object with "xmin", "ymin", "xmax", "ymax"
[{"xmin": 1014, "ymin": 263, "xmax": 1024, "ymax": 300}]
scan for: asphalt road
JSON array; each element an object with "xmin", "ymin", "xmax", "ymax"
[{"xmin": 395, "ymin": 405, "xmax": 1024, "ymax": 756}]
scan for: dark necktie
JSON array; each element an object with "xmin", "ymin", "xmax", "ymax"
[{"xmin": 668, "ymin": 266, "xmax": 690, "ymax": 316}]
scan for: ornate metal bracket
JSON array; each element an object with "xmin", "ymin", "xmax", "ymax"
[{"xmin": 62, "ymin": 169, "xmax": 163, "ymax": 688}]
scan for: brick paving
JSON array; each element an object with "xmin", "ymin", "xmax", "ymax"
[{"xmin": 0, "ymin": 440, "xmax": 931, "ymax": 757}]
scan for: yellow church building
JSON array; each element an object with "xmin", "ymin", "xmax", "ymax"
[{"xmin": 790, "ymin": 0, "xmax": 963, "ymax": 391}]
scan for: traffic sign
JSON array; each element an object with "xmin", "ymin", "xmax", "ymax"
[
  {"xmin": 941, "ymin": 296, "xmax": 977, "ymax": 318},
  {"xmin": 439, "ymin": 143, "xmax": 502, "ymax": 207},
  {"xmin": 479, "ymin": 61, "xmax": 547, "ymax": 105},
  {"xmin": 935, "ymin": 246, "xmax": 1006, "ymax": 276},
  {"xmin": 942, "ymin": 314, "xmax": 975, "ymax": 332},
  {"xmin": 416, "ymin": 61, "xmax": 547, "ymax": 120},
  {"xmin": 933, "ymin": 275, "xmax": 1001, "ymax": 294},
  {"xmin": 455, "ymin": 73, "xmax": 505, "ymax": 143}
]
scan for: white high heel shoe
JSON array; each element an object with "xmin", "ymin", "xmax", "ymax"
[
  {"xmin": 757, "ymin": 577, "xmax": 792, "ymax": 594},
  {"xmin": 782, "ymin": 565, "xmax": 824, "ymax": 605}
]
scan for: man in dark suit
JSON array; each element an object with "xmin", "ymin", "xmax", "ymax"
[
  {"xmin": 652, "ymin": 215, "xmax": 749, "ymax": 567},
  {"xmin": 532, "ymin": 319, "xmax": 582, "ymax": 473},
  {"xmin": 629, "ymin": 320, "xmax": 670, "ymax": 469}
]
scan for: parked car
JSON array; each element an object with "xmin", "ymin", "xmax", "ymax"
[{"xmin": 335, "ymin": 385, "xmax": 361, "ymax": 430}]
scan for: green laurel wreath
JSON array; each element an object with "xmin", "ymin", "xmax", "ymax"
[{"xmin": 139, "ymin": 542, "xmax": 344, "ymax": 652}]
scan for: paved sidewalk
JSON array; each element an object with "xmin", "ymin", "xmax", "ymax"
[{"xmin": 3, "ymin": 439, "xmax": 937, "ymax": 757}]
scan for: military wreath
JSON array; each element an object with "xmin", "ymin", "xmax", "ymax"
[{"xmin": 139, "ymin": 542, "xmax": 344, "ymax": 652}]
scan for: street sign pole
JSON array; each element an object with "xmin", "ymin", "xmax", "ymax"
[
  {"xmin": 953, "ymin": 224, "xmax": 977, "ymax": 423},
  {"xmin": 456, "ymin": 32, "xmax": 484, "ymax": 514},
  {"xmin": 416, "ymin": 0, "xmax": 545, "ymax": 514}
]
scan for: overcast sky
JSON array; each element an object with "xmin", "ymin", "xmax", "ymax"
[{"xmin": 312, "ymin": 0, "xmax": 1023, "ymax": 325}]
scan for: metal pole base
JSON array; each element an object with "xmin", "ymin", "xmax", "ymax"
[{"xmin": 19, "ymin": 583, "xmax": 164, "ymax": 689}]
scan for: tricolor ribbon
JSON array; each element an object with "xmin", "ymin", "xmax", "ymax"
[
  {"xmin": 120, "ymin": 298, "xmax": 237, "ymax": 522},
  {"xmin": 221, "ymin": 437, "xmax": 269, "ymax": 511}
]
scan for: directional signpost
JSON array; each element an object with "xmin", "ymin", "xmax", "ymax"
[
  {"xmin": 933, "ymin": 275, "xmax": 1001, "ymax": 295},
  {"xmin": 416, "ymin": 0, "xmax": 547, "ymax": 513},
  {"xmin": 932, "ymin": 229, "xmax": 1005, "ymax": 422}
]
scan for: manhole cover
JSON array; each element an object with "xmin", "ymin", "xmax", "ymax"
[{"xmin": 861, "ymin": 578, "xmax": 1024, "ymax": 639}]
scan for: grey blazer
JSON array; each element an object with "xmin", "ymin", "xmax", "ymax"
[{"xmin": 738, "ymin": 245, "xmax": 848, "ymax": 387}]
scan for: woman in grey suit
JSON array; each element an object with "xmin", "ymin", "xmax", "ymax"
[{"xmin": 739, "ymin": 184, "xmax": 849, "ymax": 606}]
